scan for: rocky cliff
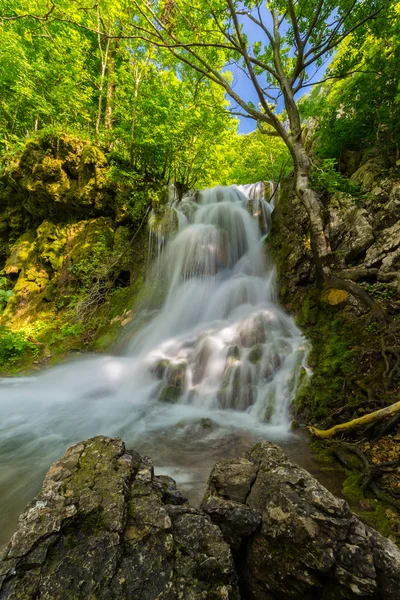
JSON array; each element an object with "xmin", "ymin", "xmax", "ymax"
[
  {"xmin": 1, "ymin": 437, "xmax": 399, "ymax": 600},
  {"xmin": 0, "ymin": 134, "xmax": 164, "ymax": 373},
  {"xmin": 269, "ymin": 151, "xmax": 400, "ymax": 541}
]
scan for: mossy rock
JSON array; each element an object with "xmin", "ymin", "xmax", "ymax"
[
  {"xmin": 165, "ymin": 362, "xmax": 186, "ymax": 388},
  {"xmin": 248, "ymin": 344, "xmax": 264, "ymax": 365},
  {"xmin": 4, "ymin": 232, "xmax": 36, "ymax": 275},
  {"xmin": 81, "ymin": 144, "xmax": 107, "ymax": 167},
  {"xmin": 36, "ymin": 221, "xmax": 68, "ymax": 271},
  {"xmin": 159, "ymin": 385, "xmax": 182, "ymax": 404}
]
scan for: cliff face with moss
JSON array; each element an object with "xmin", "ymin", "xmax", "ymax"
[
  {"xmin": 269, "ymin": 151, "xmax": 400, "ymax": 541},
  {"xmin": 0, "ymin": 134, "xmax": 165, "ymax": 373}
]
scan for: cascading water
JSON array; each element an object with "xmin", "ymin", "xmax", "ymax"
[{"xmin": 0, "ymin": 182, "xmax": 310, "ymax": 547}]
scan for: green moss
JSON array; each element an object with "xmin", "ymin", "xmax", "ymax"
[
  {"xmin": 342, "ymin": 471, "xmax": 364, "ymax": 501},
  {"xmin": 81, "ymin": 145, "xmax": 107, "ymax": 167},
  {"xmin": 341, "ymin": 471, "xmax": 399, "ymax": 542},
  {"xmin": 248, "ymin": 344, "xmax": 264, "ymax": 364},
  {"xmin": 159, "ymin": 385, "xmax": 182, "ymax": 403},
  {"xmin": 293, "ymin": 291, "xmax": 357, "ymax": 421}
]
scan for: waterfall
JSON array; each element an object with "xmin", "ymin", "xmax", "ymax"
[
  {"xmin": 0, "ymin": 182, "xmax": 309, "ymax": 547},
  {"xmin": 137, "ymin": 182, "xmax": 307, "ymax": 424}
]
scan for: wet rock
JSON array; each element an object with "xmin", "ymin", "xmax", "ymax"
[
  {"xmin": 237, "ymin": 312, "xmax": 268, "ymax": 347},
  {"xmin": 165, "ymin": 361, "xmax": 187, "ymax": 387},
  {"xmin": 217, "ymin": 385, "xmax": 257, "ymax": 411},
  {"xmin": 192, "ymin": 339, "xmax": 213, "ymax": 384},
  {"xmin": 202, "ymin": 441, "xmax": 400, "ymax": 600},
  {"xmin": 0, "ymin": 436, "xmax": 239, "ymax": 600},
  {"xmin": 151, "ymin": 358, "xmax": 170, "ymax": 379},
  {"xmin": 247, "ymin": 344, "xmax": 264, "ymax": 364},
  {"xmin": 227, "ymin": 345, "xmax": 241, "ymax": 362},
  {"xmin": 159, "ymin": 384, "xmax": 182, "ymax": 403}
]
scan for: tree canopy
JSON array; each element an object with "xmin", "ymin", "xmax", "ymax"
[{"xmin": 0, "ymin": 0, "xmax": 397, "ymax": 195}]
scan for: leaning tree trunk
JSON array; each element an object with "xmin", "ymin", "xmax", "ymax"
[
  {"xmin": 292, "ymin": 139, "xmax": 331, "ymax": 281},
  {"xmin": 290, "ymin": 136, "xmax": 384, "ymax": 317}
]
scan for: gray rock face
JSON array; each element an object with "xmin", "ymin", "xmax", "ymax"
[
  {"xmin": 328, "ymin": 193, "xmax": 374, "ymax": 266},
  {"xmin": 0, "ymin": 436, "xmax": 239, "ymax": 600},
  {"xmin": 202, "ymin": 441, "xmax": 400, "ymax": 600}
]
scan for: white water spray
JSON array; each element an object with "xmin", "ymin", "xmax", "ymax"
[{"xmin": 0, "ymin": 182, "xmax": 309, "ymax": 547}]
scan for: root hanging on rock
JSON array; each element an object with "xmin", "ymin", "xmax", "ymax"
[{"xmin": 333, "ymin": 442, "xmax": 400, "ymax": 510}]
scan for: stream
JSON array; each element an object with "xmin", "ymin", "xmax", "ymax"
[{"xmin": 0, "ymin": 183, "xmax": 345, "ymax": 548}]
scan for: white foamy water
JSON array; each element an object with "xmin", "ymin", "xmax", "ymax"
[{"xmin": 0, "ymin": 182, "xmax": 310, "ymax": 546}]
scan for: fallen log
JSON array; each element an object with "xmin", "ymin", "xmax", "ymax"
[{"xmin": 308, "ymin": 400, "xmax": 400, "ymax": 439}]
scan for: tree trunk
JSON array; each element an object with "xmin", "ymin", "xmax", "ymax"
[
  {"xmin": 104, "ymin": 47, "xmax": 116, "ymax": 131},
  {"xmin": 291, "ymin": 137, "xmax": 331, "ymax": 280},
  {"xmin": 289, "ymin": 134, "xmax": 384, "ymax": 317}
]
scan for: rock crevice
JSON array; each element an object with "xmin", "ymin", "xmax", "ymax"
[{"xmin": 1, "ymin": 437, "xmax": 400, "ymax": 600}]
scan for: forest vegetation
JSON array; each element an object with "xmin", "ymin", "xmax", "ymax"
[{"xmin": 0, "ymin": 0, "xmax": 399, "ymax": 544}]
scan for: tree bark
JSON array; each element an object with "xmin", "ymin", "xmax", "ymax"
[
  {"xmin": 104, "ymin": 45, "xmax": 116, "ymax": 131},
  {"xmin": 291, "ymin": 136, "xmax": 331, "ymax": 279}
]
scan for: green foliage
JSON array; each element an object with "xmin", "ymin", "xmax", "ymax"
[
  {"xmin": 0, "ymin": 0, "xmax": 239, "ymax": 189},
  {"xmin": 58, "ymin": 323, "xmax": 84, "ymax": 337},
  {"xmin": 310, "ymin": 159, "xmax": 361, "ymax": 195},
  {"xmin": 0, "ymin": 276, "xmax": 13, "ymax": 310},
  {"xmin": 302, "ymin": 5, "xmax": 400, "ymax": 160},
  {"xmin": 0, "ymin": 327, "xmax": 38, "ymax": 365},
  {"xmin": 206, "ymin": 130, "xmax": 291, "ymax": 186},
  {"xmin": 358, "ymin": 282, "xmax": 396, "ymax": 301}
]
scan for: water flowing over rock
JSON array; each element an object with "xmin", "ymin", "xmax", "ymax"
[
  {"xmin": 140, "ymin": 183, "xmax": 308, "ymax": 422},
  {"xmin": 0, "ymin": 436, "xmax": 239, "ymax": 600},
  {"xmin": 0, "ymin": 182, "xmax": 309, "ymax": 549},
  {"xmin": 202, "ymin": 441, "xmax": 400, "ymax": 600}
]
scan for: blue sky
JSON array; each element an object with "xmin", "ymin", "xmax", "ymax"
[{"xmin": 226, "ymin": 8, "xmax": 330, "ymax": 133}]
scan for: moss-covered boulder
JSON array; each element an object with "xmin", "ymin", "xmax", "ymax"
[
  {"xmin": 0, "ymin": 133, "xmax": 166, "ymax": 368},
  {"xmin": 159, "ymin": 384, "xmax": 182, "ymax": 404},
  {"xmin": 0, "ymin": 436, "xmax": 240, "ymax": 600}
]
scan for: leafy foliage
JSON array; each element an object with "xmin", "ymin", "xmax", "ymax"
[
  {"xmin": 310, "ymin": 159, "xmax": 361, "ymax": 195},
  {"xmin": 0, "ymin": 276, "xmax": 13, "ymax": 310},
  {"xmin": 0, "ymin": 326, "xmax": 38, "ymax": 365},
  {"xmin": 301, "ymin": 4, "xmax": 400, "ymax": 161},
  {"xmin": 0, "ymin": 0, "xmax": 241, "ymax": 188}
]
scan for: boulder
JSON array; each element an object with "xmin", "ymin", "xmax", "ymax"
[
  {"xmin": 0, "ymin": 436, "xmax": 239, "ymax": 600},
  {"xmin": 202, "ymin": 441, "xmax": 400, "ymax": 600}
]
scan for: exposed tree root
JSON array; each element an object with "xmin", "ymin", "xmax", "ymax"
[
  {"xmin": 308, "ymin": 400, "xmax": 400, "ymax": 439},
  {"xmin": 326, "ymin": 274, "xmax": 386, "ymax": 322},
  {"xmin": 332, "ymin": 442, "xmax": 400, "ymax": 510}
]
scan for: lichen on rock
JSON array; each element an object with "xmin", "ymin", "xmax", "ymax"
[
  {"xmin": 202, "ymin": 441, "xmax": 400, "ymax": 600},
  {"xmin": 0, "ymin": 436, "xmax": 239, "ymax": 600}
]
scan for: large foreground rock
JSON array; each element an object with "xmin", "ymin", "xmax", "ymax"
[
  {"xmin": 202, "ymin": 441, "xmax": 400, "ymax": 600},
  {"xmin": 0, "ymin": 436, "xmax": 239, "ymax": 600}
]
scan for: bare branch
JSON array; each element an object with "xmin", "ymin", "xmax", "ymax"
[
  {"xmin": 301, "ymin": 68, "xmax": 383, "ymax": 89},
  {"xmin": 257, "ymin": 121, "xmax": 281, "ymax": 137},
  {"xmin": 303, "ymin": 1, "xmax": 388, "ymax": 71}
]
